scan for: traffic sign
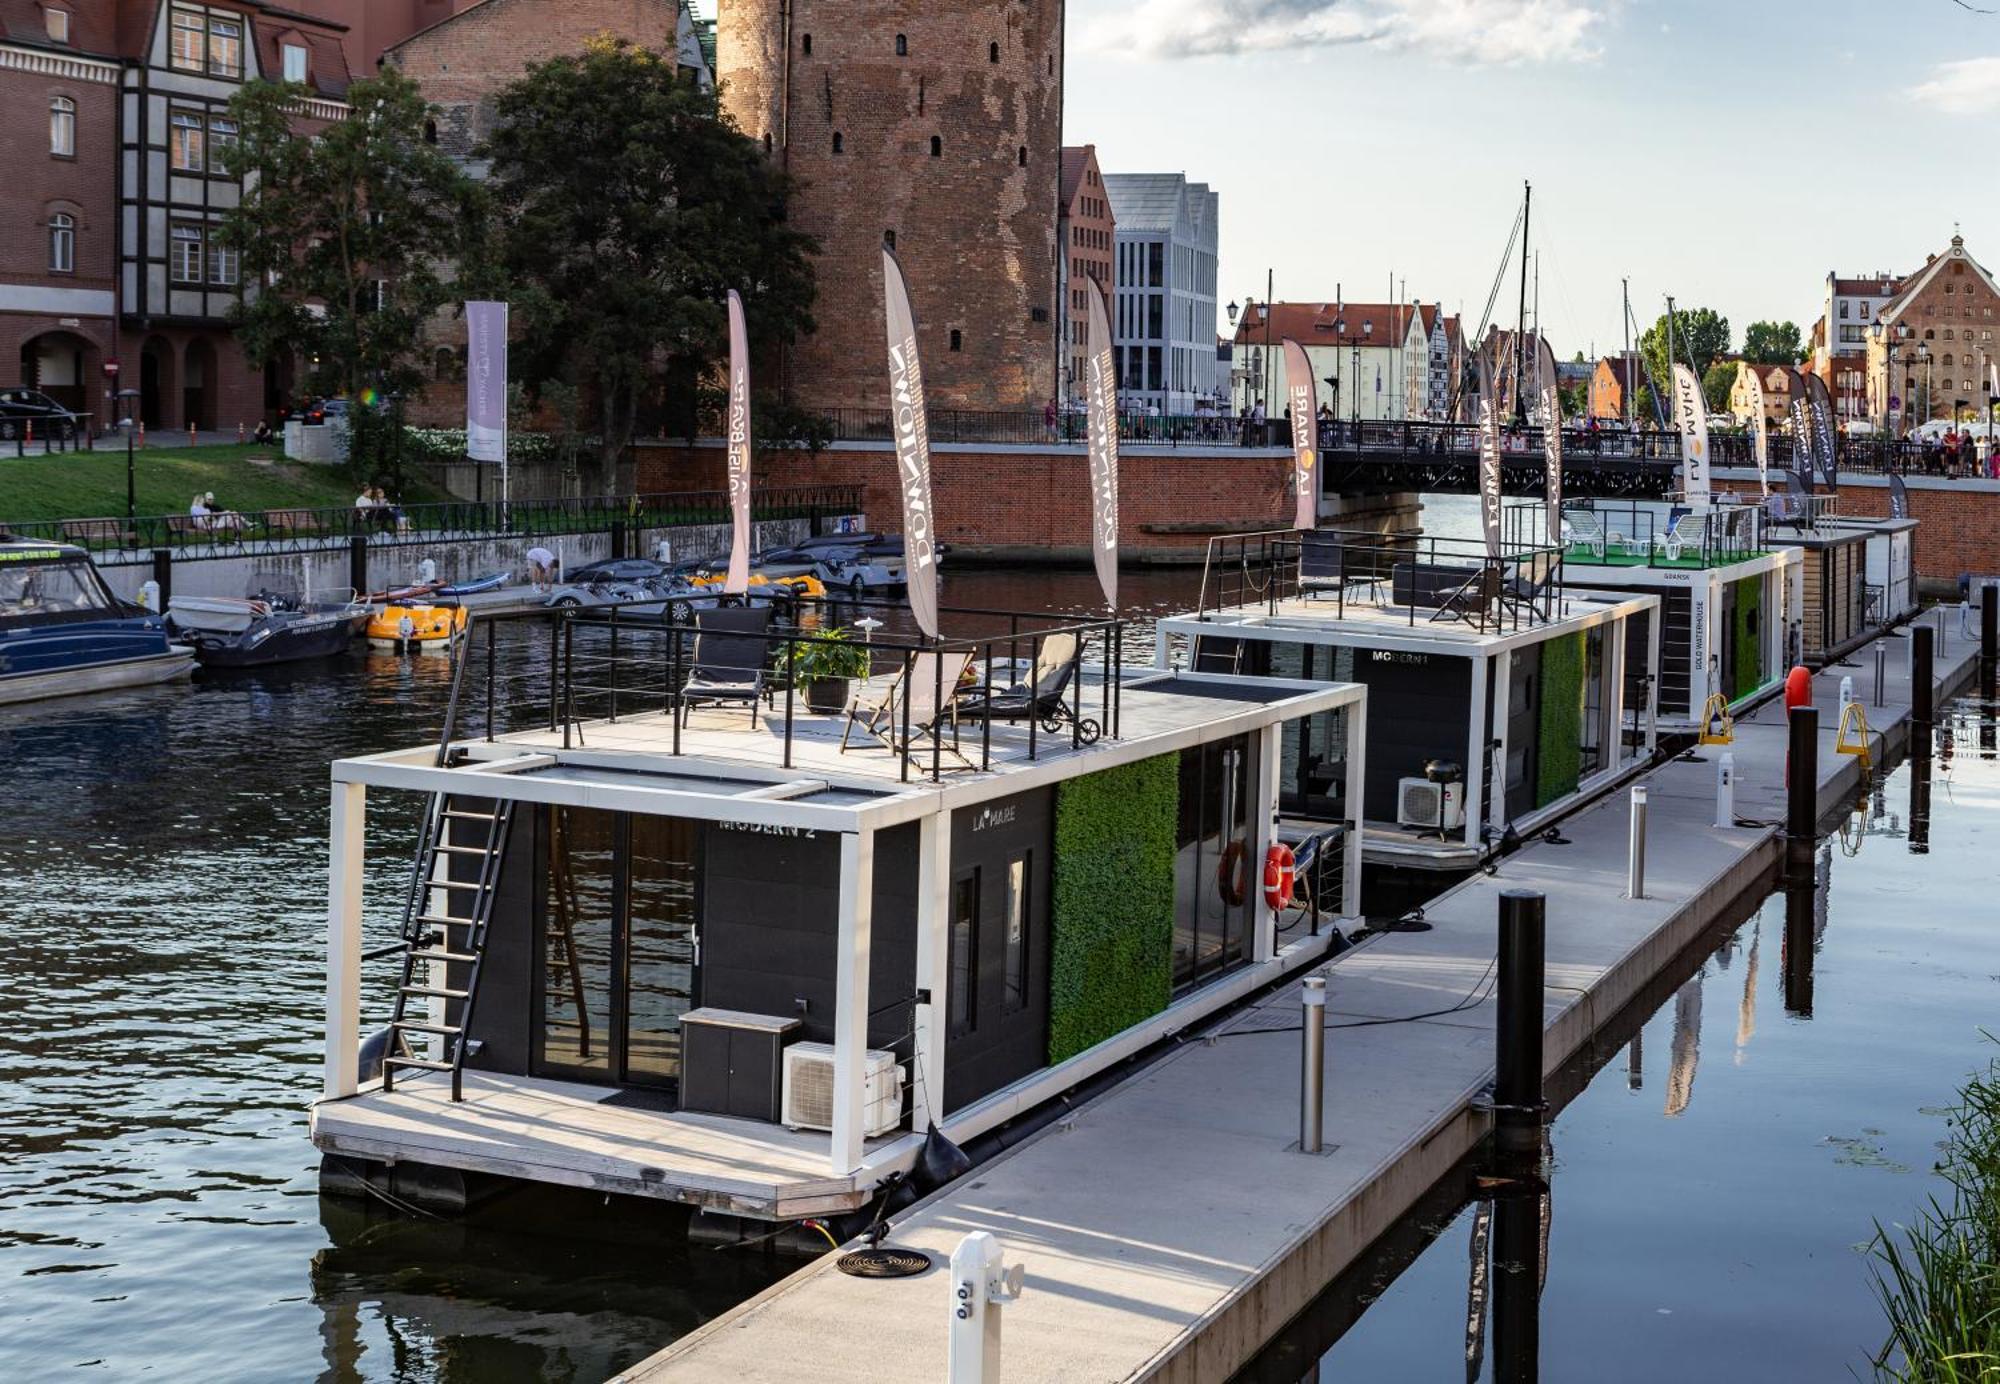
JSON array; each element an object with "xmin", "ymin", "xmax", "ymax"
[{"xmin": 103, "ymin": 359, "xmax": 120, "ymax": 378}]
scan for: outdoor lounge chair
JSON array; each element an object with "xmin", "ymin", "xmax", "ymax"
[
  {"xmin": 1653, "ymin": 510, "xmax": 1710, "ymax": 562},
  {"xmin": 1428, "ymin": 564, "xmax": 1504, "ymax": 626},
  {"xmin": 1564, "ymin": 509, "xmax": 1606, "ymax": 558},
  {"xmin": 676, "ymin": 604, "xmax": 773, "ymax": 728},
  {"xmin": 839, "ymin": 650, "xmax": 974, "ymax": 768},
  {"xmin": 1499, "ymin": 549, "xmax": 1560, "ymax": 623},
  {"xmin": 958, "ymin": 632, "xmax": 1100, "ymax": 743}
]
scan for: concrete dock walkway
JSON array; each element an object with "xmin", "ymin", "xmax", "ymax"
[{"xmin": 621, "ymin": 621, "xmax": 1978, "ymax": 1384}]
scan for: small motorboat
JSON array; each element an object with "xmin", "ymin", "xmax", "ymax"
[
  {"xmin": 168, "ymin": 591, "xmax": 368, "ymax": 669},
  {"xmin": 438, "ymin": 570, "xmax": 510, "ymax": 597},
  {"xmin": 0, "ymin": 538, "xmax": 193, "ymax": 705},
  {"xmin": 367, "ymin": 602, "xmax": 468, "ymax": 653}
]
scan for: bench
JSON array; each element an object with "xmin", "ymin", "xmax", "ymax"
[
  {"xmin": 60, "ymin": 517, "xmax": 123, "ymax": 547},
  {"xmin": 264, "ymin": 508, "xmax": 322, "ymax": 537}
]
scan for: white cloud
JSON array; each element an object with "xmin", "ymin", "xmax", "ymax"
[
  {"xmin": 1909, "ymin": 57, "xmax": 2000, "ymax": 114},
  {"xmin": 1094, "ymin": 0, "xmax": 1611, "ymax": 65}
]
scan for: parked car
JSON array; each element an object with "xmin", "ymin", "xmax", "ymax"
[
  {"xmin": 563, "ymin": 557, "xmax": 671, "ymax": 585},
  {"xmin": 0, "ymin": 389, "xmax": 83, "ymax": 441}
]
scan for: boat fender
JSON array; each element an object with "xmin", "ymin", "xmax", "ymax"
[
  {"xmin": 356, "ymin": 1026, "xmax": 407, "ymax": 1084},
  {"xmin": 1263, "ymin": 843, "xmax": 1296, "ymax": 912},
  {"xmin": 910, "ymin": 1123, "xmax": 972, "ymax": 1193},
  {"xmin": 398, "ymin": 614, "xmax": 416, "ymax": 642},
  {"xmin": 1784, "ymin": 665, "xmax": 1812, "ymax": 711},
  {"xmin": 1216, "ymin": 840, "xmax": 1249, "ymax": 907}
]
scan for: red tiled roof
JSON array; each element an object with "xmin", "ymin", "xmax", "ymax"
[
  {"xmin": 1060, "ymin": 145, "xmax": 1093, "ymax": 208},
  {"xmin": 1831, "ymin": 275, "xmax": 1901, "ymax": 297},
  {"xmin": 1234, "ymin": 301, "xmax": 1421, "ymax": 348}
]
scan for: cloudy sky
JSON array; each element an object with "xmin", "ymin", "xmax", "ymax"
[{"xmin": 699, "ymin": 1, "xmax": 2000, "ymax": 358}]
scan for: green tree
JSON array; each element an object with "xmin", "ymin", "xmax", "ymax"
[
  {"xmin": 215, "ymin": 67, "xmax": 482, "ymax": 429},
  {"xmin": 485, "ymin": 38, "xmax": 818, "ymax": 491},
  {"xmin": 1639, "ymin": 306, "xmax": 1730, "ymax": 407},
  {"xmin": 1702, "ymin": 359, "xmax": 1739, "ymax": 414},
  {"xmin": 1742, "ymin": 319, "xmax": 1806, "ymax": 365}
]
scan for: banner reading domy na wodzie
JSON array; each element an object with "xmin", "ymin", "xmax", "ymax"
[
  {"xmin": 724, "ymin": 290, "xmax": 753, "ymax": 596},
  {"xmin": 1476, "ymin": 352, "xmax": 1503, "ymax": 559},
  {"xmin": 1281, "ymin": 338, "xmax": 1318, "ymax": 531},
  {"xmin": 1789, "ymin": 398, "xmax": 1813, "ymax": 487},
  {"xmin": 1084, "ymin": 282, "xmax": 1120, "ymax": 612},
  {"xmin": 465, "ymin": 300, "xmax": 508, "ymax": 502},
  {"xmin": 1670, "ymin": 363, "xmax": 1711, "ymax": 510},
  {"xmin": 1537, "ymin": 332, "xmax": 1563, "ymax": 546},
  {"xmin": 882, "ymin": 247, "xmax": 939, "ymax": 640},
  {"xmin": 1740, "ymin": 364, "xmax": 1770, "ymax": 495},
  {"xmin": 1804, "ymin": 372, "xmax": 1839, "ymax": 493}
]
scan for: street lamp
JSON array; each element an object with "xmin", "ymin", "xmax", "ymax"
[{"xmin": 115, "ymin": 387, "xmax": 143, "ymax": 542}]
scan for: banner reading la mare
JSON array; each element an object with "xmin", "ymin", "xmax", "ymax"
[
  {"xmin": 1280, "ymin": 338, "xmax": 1318, "ymax": 531},
  {"xmin": 724, "ymin": 290, "xmax": 753, "ymax": 596},
  {"xmin": 1670, "ymin": 363, "xmax": 1711, "ymax": 509},
  {"xmin": 1476, "ymin": 352, "xmax": 1502, "ymax": 559},
  {"xmin": 1084, "ymin": 282, "xmax": 1120, "ymax": 611},
  {"xmin": 882, "ymin": 248, "xmax": 940, "ymax": 640},
  {"xmin": 1536, "ymin": 333, "xmax": 1562, "ymax": 545},
  {"xmin": 465, "ymin": 301, "xmax": 508, "ymax": 464}
]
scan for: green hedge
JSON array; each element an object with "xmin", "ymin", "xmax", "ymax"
[
  {"xmin": 1732, "ymin": 575, "xmax": 1764, "ymax": 700},
  {"xmin": 1048, "ymin": 753, "xmax": 1179, "ymax": 1064},
  {"xmin": 1537, "ymin": 633, "xmax": 1584, "ymax": 808}
]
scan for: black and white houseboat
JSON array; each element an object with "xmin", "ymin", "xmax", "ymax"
[
  {"xmin": 1152, "ymin": 526, "xmax": 1660, "ymax": 873},
  {"xmin": 311, "ymin": 602, "xmax": 1365, "ymax": 1229}
]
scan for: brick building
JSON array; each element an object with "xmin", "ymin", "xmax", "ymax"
[
  {"xmin": 1234, "ymin": 301, "xmax": 1424, "ymax": 423},
  {"xmin": 1588, "ymin": 354, "xmax": 1642, "ymax": 422},
  {"xmin": 1056, "ymin": 143, "xmax": 1112, "ymax": 406},
  {"xmin": 1868, "ymin": 235, "xmax": 2000, "ymax": 430},
  {"xmin": 1, "ymin": 1, "xmax": 354, "ymax": 432},
  {"xmin": 1725, "ymin": 358, "xmax": 1801, "ymax": 427},
  {"xmin": 716, "ymin": 1, "xmax": 1064, "ymax": 414}
]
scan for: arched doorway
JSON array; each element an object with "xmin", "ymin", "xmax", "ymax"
[
  {"xmin": 19, "ymin": 330, "xmax": 96, "ymax": 418},
  {"xmin": 140, "ymin": 335, "xmax": 175, "ymax": 429},
  {"xmin": 183, "ymin": 338, "xmax": 217, "ymax": 432}
]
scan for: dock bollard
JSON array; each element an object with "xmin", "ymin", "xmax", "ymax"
[
  {"xmin": 1786, "ymin": 707, "xmax": 1820, "ymax": 879},
  {"xmin": 1839, "ymin": 675, "xmax": 1855, "ymax": 717},
  {"xmin": 1299, "ymin": 975, "xmax": 1326, "ymax": 1154},
  {"xmin": 1626, "ymin": 787, "xmax": 1648, "ymax": 900},
  {"xmin": 1913, "ymin": 623, "xmax": 1935, "ymax": 736},
  {"xmin": 1494, "ymin": 890, "xmax": 1547, "ymax": 1160},
  {"xmin": 1874, "ymin": 640, "xmax": 1887, "ymax": 708},
  {"xmin": 949, "ymin": 1231, "xmax": 1025, "ymax": 1384},
  {"xmin": 1714, "ymin": 753, "xmax": 1735, "ymax": 829}
]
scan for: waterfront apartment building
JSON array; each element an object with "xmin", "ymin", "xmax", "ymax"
[
  {"xmin": 1056, "ymin": 145, "xmax": 1114, "ymax": 406},
  {"xmin": 1867, "ymin": 235, "xmax": 2000, "ymax": 428},
  {"xmin": 1810, "ymin": 268, "xmax": 1901, "ymax": 424},
  {"xmin": 1, "ymin": 1, "xmax": 352, "ymax": 431},
  {"xmin": 1727, "ymin": 359, "xmax": 1802, "ymax": 427},
  {"xmin": 1232, "ymin": 300, "xmax": 1426, "ymax": 423},
  {"xmin": 1103, "ymin": 172, "xmax": 1219, "ymax": 416}
]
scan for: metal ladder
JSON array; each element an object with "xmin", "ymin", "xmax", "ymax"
[
  {"xmin": 1191, "ymin": 636, "xmax": 1245, "ymax": 675},
  {"xmin": 382, "ymin": 793, "xmax": 516, "ymax": 1101}
]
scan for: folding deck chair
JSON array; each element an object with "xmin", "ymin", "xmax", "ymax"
[{"xmin": 839, "ymin": 650, "xmax": 975, "ymax": 769}]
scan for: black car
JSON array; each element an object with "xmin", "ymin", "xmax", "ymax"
[
  {"xmin": 0, "ymin": 389, "xmax": 82, "ymax": 441},
  {"xmin": 564, "ymin": 557, "xmax": 670, "ymax": 584}
]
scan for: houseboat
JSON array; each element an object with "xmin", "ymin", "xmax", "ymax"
[
  {"xmin": 1555, "ymin": 500, "xmax": 1801, "ymax": 730},
  {"xmin": 1761, "ymin": 497, "xmax": 1918, "ymax": 660},
  {"xmin": 0, "ymin": 538, "xmax": 193, "ymax": 704},
  {"xmin": 311, "ymin": 602, "xmax": 1365, "ymax": 1234},
  {"xmin": 1152, "ymin": 526, "xmax": 1660, "ymax": 874}
]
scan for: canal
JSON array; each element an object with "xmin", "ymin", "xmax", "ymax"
[{"xmin": 2, "ymin": 555, "xmax": 1995, "ymax": 1381}]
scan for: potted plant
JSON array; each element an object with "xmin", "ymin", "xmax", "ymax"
[{"xmin": 792, "ymin": 627, "xmax": 873, "ymax": 713}]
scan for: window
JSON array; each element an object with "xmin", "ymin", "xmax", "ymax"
[
  {"xmin": 423, "ymin": 118, "xmax": 438, "ymax": 144},
  {"xmin": 1002, "ymin": 856, "xmax": 1029, "ymax": 1014},
  {"xmin": 800, "ymin": 33, "xmax": 811, "ymax": 55},
  {"xmin": 989, "ymin": 41, "xmax": 1000, "ymax": 62},
  {"xmin": 171, "ymin": 8, "xmax": 204, "ymax": 70},
  {"xmin": 45, "ymin": 6, "xmax": 68, "ymax": 42},
  {"xmin": 895, "ymin": 33, "xmax": 907, "ymax": 56},
  {"xmin": 1839, "ymin": 301, "xmax": 1849, "ymax": 318},
  {"xmin": 883, "ymin": 228, "xmax": 895, "ymax": 250},
  {"xmin": 949, "ymin": 328, "xmax": 963, "ymax": 351},
  {"xmin": 282, "ymin": 42, "xmax": 308, "ymax": 83},
  {"xmin": 949, "ymin": 872, "xmax": 979, "ymax": 1037},
  {"xmin": 209, "ymin": 238, "xmax": 237, "ymax": 285},
  {"xmin": 48, "ymin": 213, "xmax": 74, "ymax": 273},
  {"xmin": 0, "ymin": 558, "xmax": 112, "ymax": 622},
  {"xmin": 49, "ymin": 96, "xmax": 74, "ymax": 157},
  {"xmin": 1017, "ymin": 145, "xmax": 1027, "ymax": 166},
  {"xmin": 207, "ymin": 15, "xmax": 241, "ymax": 78},
  {"xmin": 209, "ymin": 116, "xmax": 237, "ymax": 172},
  {"xmin": 171, "ymin": 223, "xmax": 203, "ymax": 283},
  {"xmin": 930, "ymin": 134, "xmax": 942, "ymax": 157},
  {"xmin": 831, "ymin": 130, "xmax": 843, "ymax": 154},
  {"xmin": 1861, "ymin": 302, "xmax": 1871, "ymax": 319},
  {"xmin": 170, "ymin": 111, "xmax": 204, "ymax": 172}
]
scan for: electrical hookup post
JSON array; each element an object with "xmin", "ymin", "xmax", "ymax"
[
  {"xmin": 465, "ymin": 300, "xmax": 511, "ymax": 531},
  {"xmin": 949, "ymin": 1232, "xmax": 1025, "ymax": 1384}
]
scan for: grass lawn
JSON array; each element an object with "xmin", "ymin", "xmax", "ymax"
[{"xmin": 0, "ymin": 444, "xmax": 441, "ymax": 524}]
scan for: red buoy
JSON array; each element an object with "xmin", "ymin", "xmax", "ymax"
[{"xmin": 1784, "ymin": 665, "xmax": 1812, "ymax": 711}]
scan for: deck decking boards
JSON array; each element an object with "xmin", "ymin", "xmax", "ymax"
[{"xmin": 619, "ymin": 621, "xmax": 1976, "ymax": 1384}]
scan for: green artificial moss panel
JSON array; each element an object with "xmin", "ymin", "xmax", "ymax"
[
  {"xmin": 1732, "ymin": 574, "xmax": 1764, "ymax": 700},
  {"xmin": 1048, "ymin": 752, "xmax": 1179, "ymax": 1064},
  {"xmin": 1537, "ymin": 632, "xmax": 1584, "ymax": 808}
]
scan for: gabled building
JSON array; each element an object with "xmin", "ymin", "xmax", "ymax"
[
  {"xmin": 1232, "ymin": 299, "xmax": 1426, "ymax": 423},
  {"xmin": 1868, "ymin": 234, "xmax": 2000, "ymax": 427},
  {"xmin": 1727, "ymin": 359, "xmax": 1802, "ymax": 427},
  {"xmin": 1056, "ymin": 144, "xmax": 1114, "ymax": 405},
  {"xmin": 1103, "ymin": 171, "xmax": 1219, "ymax": 416},
  {"xmin": 1588, "ymin": 354, "xmax": 1643, "ymax": 423}
]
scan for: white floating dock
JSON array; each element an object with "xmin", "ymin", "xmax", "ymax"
[{"xmin": 620, "ymin": 621, "xmax": 1976, "ymax": 1384}]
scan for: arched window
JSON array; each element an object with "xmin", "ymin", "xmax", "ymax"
[
  {"xmin": 832, "ymin": 131, "xmax": 843, "ymax": 154},
  {"xmin": 423, "ymin": 119, "xmax": 438, "ymax": 145},
  {"xmin": 989, "ymin": 42, "xmax": 1000, "ymax": 63},
  {"xmin": 801, "ymin": 33, "xmax": 811, "ymax": 55},
  {"xmin": 883, "ymin": 229, "xmax": 895, "ymax": 250},
  {"xmin": 763, "ymin": 132, "xmax": 773, "ymax": 154},
  {"xmin": 895, "ymin": 33, "xmax": 907, "ymax": 56},
  {"xmin": 1017, "ymin": 146, "xmax": 1027, "ymax": 166},
  {"xmin": 50, "ymin": 96, "xmax": 75, "ymax": 157},
  {"xmin": 930, "ymin": 135, "xmax": 942, "ymax": 157},
  {"xmin": 49, "ymin": 212, "xmax": 74, "ymax": 273},
  {"xmin": 949, "ymin": 329, "xmax": 963, "ymax": 352}
]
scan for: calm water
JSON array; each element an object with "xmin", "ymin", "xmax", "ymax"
[{"xmin": 3, "ymin": 552, "xmax": 1995, "ymax": 1382}]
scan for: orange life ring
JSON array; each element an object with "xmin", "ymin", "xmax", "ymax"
[
  {"xmin": 1216, "ymin": 841, "xmax": 1248, "ymax": 907},
  {"xmin": 1263, "ymin": 843, "xmax": 1297, "ymax": 912}
]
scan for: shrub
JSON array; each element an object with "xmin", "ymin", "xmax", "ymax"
[{"xmin": 1537, "ymin": 632, "xmax": 1584, "ymax": 807}]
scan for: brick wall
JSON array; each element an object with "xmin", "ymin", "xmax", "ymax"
[
  {"xmin": 636, "ymin": 440, "xmax": 1294, "ymax": 561},
  {"xmin": 717, "ymin": 2, "xmax": 1063, "ymax": 414},
  {"xmin": 1717, "ymin": 473, "xmax": 2000, "ymax": 591}
]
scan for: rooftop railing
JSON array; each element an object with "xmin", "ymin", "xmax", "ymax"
[{"xmin": 1555, "ymin": 498, "xmax": 1766, "ymax": 569}]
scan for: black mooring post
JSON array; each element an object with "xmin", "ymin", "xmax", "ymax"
[
  {"xmin": 1495, "ymin": 889, "xmax": 1546, "ymax": 1161},
  {"xmin": 1912, "ymin": 622, "xmax": 1935, "ymax": 738},
  {"xmin": 349, "ymin": 531, "xmax": 368, "ymax": 598},
  {"xmin": 1782, "ymin": 877, "xmax": 1815, "ymax": 1018},
  {"xmin": 1984, "ymin": 585, "xmax": 1998, "ymax": 694},
  {"xmin": 1492, "ymin": 1184, "xmax": 1544, "ymax": 1384},
  {"xmin": 1786, "ymin": 706, "xmax": 1819, "ymax": 879},
  {"xmin": 150, "ymin": 548, "xmax": 172, "ymax": 609},
  {"xmin": 610, "ymin": 518, "xmax": 626, "ymax": 561}
]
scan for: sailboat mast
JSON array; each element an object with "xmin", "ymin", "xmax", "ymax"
[
  {"xmin": 1514, "ymin": 181, "xmax": 1531, "ymax": 426},
  {"xmin": 1622, "ymin": 277, "xmax": 1632, "ymax": 429},
  {"xmin": 1533, "ymin": 252, "xmax": 1542, "ymax": 414}
]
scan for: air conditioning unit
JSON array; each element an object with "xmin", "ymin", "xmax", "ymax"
[
  {"xmin": 781, "ymin": 1041, "xmax": 904, "ymax": 1138},
  {"xmin": 1397, "ymin": 776, "xmax": 1466, "ymax": 831}
]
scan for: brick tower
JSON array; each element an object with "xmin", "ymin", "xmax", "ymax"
[{"xmin": 716, "ymin": 2, "xmax": 1064, "ymax": 413}]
